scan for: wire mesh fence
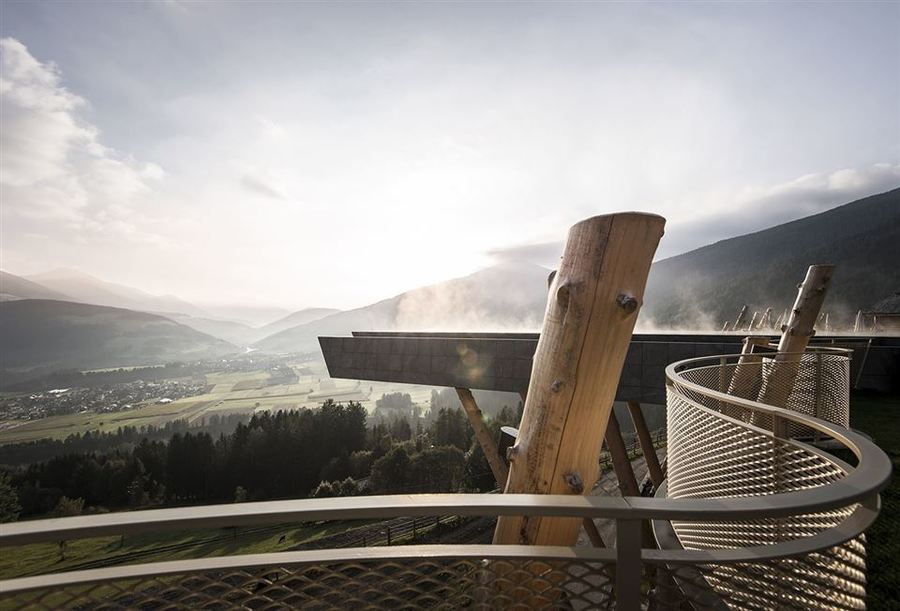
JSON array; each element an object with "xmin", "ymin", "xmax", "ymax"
[{"xmin": 0, "ymin": 348, "xmax": 889, "ymax": 610}]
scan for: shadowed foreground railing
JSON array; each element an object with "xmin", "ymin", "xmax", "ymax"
[{"xmin": 0, "ymin": 349, "xmax": 891, "ymax": 610}]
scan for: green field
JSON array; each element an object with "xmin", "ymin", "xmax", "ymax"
[
  {"xmin": 846, "ymin": 392, "xmax": 899, "ymax": 609},
  {"xmin": 0, "ymin": 361, "xmax": 438, "ymax": 444},
  {"xmin": 0, "ymin": 516, "xmax": 375, "ymax": 585}
]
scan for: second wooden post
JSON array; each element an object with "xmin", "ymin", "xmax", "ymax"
[{"xmin": 494, "ymin": 212, "xmax": 665, "ymax": 546}]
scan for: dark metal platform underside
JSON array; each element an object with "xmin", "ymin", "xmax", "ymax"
[{"xmin": 319, "ymin": 332, "xmax": 899, "ymax": 402}]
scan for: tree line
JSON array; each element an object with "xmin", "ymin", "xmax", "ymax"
[
  {"xmin": 0, "ymin": 413, "xmax": 250, "ymax": 466},
  {"xmin": 1, "ymin": 396, "xmax": 521, "ymax": 522}
]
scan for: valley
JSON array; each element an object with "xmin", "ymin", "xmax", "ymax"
[{"xmin": 0, "ymin": 356, "xmax": 436, "ymax": 445}]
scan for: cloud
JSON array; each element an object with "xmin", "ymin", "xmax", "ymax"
[
  {"xmin": 487, "ymin": 163, "xmax": 900, "ymax": 265},
  {"xmin": 486, "ymin": 241, "xmax": 563, "ymax": 267},
  {"xmin": 0, "ymin": 38, "xmax": 163, "ymax": 236},
  {"xmin": 239, "ymin": 173, "xmax": 286, "ymax": 200}
]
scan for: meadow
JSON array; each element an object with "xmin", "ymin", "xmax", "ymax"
[{"xmin": 0, "ymin": 359, "xmax": 436, "ymax": 445}]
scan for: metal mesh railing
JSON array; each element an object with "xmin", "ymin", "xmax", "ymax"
[
  {"xmin": 673, "ymin": 348, "xmax": 851, "ymax": 435},
  {"xmin": 0, "ymin": 348, "xmax": 890, "ymax": 610},
  {"xmin": 663, "ymin": 348, "xmax": 868, "ymax": 610},
  {"xmin": 644, "ymin": 544, "xmax": 868, "ymax": 611},
  {"xmin": 3, "ymin": 555, "xmax": 616, "ymax": 610}
]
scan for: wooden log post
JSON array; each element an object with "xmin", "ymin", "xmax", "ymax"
[
  {"xmin": 455, "ymin": 388, "xmax": 509, "ymax": 487},
  {"xmin": 759, "ymin": 307, "xmax": 773, "ymax": 330},
  {"xmin": 747, "ymin": 311, "xmax": 759, "ymax": 332},
  {"xmin": 731, "ymin": 305, "xmax": 748, "ymax": 331},
  {"xmin": 726, "ymin": 336, "xmax": 771, "ymax": 403},
  {"xmin": 757, "ymin": 265, "xmax": 834, "ymax": 409},
  {"xmin": 493, "ymin": 212, "xmax": 665, "ymax": 548}
]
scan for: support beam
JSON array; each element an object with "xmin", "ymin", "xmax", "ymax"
[
  {"xmin": 581, "ymin": 517, "xmax": 606, "ymax": 547},
  {"xmin": 494, "ymin": 212, "xmax": 664, "ymax": 547},
  {"xmin": 626, "ymin": 401, "xmax": 663, "ymax": 489},
  {"xmin": 758, "ymin": 265, "xmax": 834, "ymax": 408},
  {"xmin": 455, "ymin": 388, "xmax": 508, "ymax": 487},
  {"xmin": 604, "ymin": 410, "xmax": 641, "ymax": 497}
]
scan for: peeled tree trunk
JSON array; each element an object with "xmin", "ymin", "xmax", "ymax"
[
  {"xmin": 494, "ymin": 212, "xmax": 665, "ymax": 547},
  {"xmin": 757, "ymin": 265, "xmax": 834, "ymax": 409}
]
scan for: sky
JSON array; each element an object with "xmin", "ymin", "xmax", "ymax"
[{"xmin": 1, "ymin": 1, "xmax": 898, "ymax": 310}]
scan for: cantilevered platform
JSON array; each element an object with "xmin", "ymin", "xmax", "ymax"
[{"xmin": 319, "ymin": 332, "xmax": 899, "ymax": 403}]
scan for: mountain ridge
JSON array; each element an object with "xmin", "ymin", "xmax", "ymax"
[
  {"xmin": 0, "ymin": 271, "xmax": 72, "ymax": 302},
  {"xmin": 254, "ymin": 261, "xmax": 551, "ymax": 353},
  {"xmin": 0, "ymin": 300, "xmax": 237, "ymax": 377},
  {"xmin": 25, "ymin": 268, "xmax": 209, "ymax": 318},
  {"xmin": 642, "ymin": 187, "xmax": 900, "ymax": 327}
]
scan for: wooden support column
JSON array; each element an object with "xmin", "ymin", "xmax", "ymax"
[
  {"xmin": 726, "ymin": 336, "xmax": 770, "ymax": 403},
  {"xmin": 747, "ymin": 311, "xmax": 759, "ymax": 332},
  {"xmin": 758, "ymin": 265, "xmax": 834, "ymax": 409},
  {"xmin": 499, "ymin": 424, "xmax": 607, "ymax": 547},
  {"xmin": 494, "ymin": 212, "xmax": 665, "ymax": 547},
  {"xmin": 455, "ymin": 388, "xmax": 508, "ymax": 487},
  {"xmin": 731, "ymin": 305, "xmax": 748, "ymax": 331},
  {"xmin": 626, "ymin": 401, "xmax": 663, "ymax": 489},
  {"xmin": 760, "ymin": 307, "xmax": 773, "ymax": 330},
  {"xmin": 604, "ymin": 410, "xmax": 641, "ymax": 497}
]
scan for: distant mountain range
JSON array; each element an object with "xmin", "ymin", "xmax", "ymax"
[
  {"xmin": 254, "ymin": 262, "xmax": 552, "ymax": 353},
  {"xmin": 0, "ymin": 269, "xmax": 337, "ymax": 346},
  {"xmin": 255, "ymin": 187, "xmax": 900, "ymax": 352},
  {"xmin": 0, "ymin": 300, "xmax": 236, "ymax": 379},
  {"xmin": 1, "ymin": 187, "xmax": 897, "ymax": 375},
  {"xmin": 0, "ymin": 271, "xmax": 71, "ymax": 302},
  {"xmin": 24, "ymin": 268, "xmax": 207, "ymax": 318}
]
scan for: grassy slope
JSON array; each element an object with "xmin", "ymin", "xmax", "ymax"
[
  {"xmin": 847, "ymin": 392, "xmax": 899, "ymax": 608},
  {"xmin": 0, "ymin": 519, "xmax": 358, "ymax": 581}
]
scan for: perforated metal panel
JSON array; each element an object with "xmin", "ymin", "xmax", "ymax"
[
  {"xmin": 3, "ymin": 557, "xmax": 617, "ymax": 610},
  {"xmin": 665, "ymin": 350, "xmax": 864, "ymax": 609}
]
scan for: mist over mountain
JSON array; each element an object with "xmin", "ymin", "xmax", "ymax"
[
  {"xmin": 160, "ymin": 308, "xmax": 341, "ymax": 346},
  {"xmin": 154, "ymin": 313, "xmax": 259, "ymax": 346},
  {"xmin": 254, "ymin": 262, "xmax": 551, "ymax": 353},
  {"xmin": 3, "ymin": 189, "xmax": 896, "ymax": 373},
  {"xmin": 25, "ymin": 269, "xmax": 208, "ymax": 318},
  {"xmin": 642, "ymin": 187, "xmax": 900, "ymax": 328},
  {"xmin": 0, "ymin": 300, "xmax": 236, "ymax": 376},
  {"xmin": 196, "ymin": 304, "xmax": 296, "ymax": 328},
  {"xmin": 0, "ymin": 271, "xmax": 71, "ymax": 302},
  {"xmin": 253, "ymin": 308, "xmax": 342, "ymax": 340},
  {"xmin": 255, "ymin": 188, "xmax": 899, "ymax": 352}
]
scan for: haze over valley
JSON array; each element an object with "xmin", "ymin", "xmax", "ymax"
[{"xmin": 2, "ymin": 187, "xmax": 898, "ymax": 383}]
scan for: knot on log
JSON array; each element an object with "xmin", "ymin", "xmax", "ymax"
[
  {"xmin": 616, "ymin": 293, "xmax": 638, "ymax": 314},
  {"xmin": 506, "ymin": 446, "xmax": 519, "ymax": 463},
  {"xmin": 556, "ymin": 282, "xmax": 571, "ymax": 311},
  {"xmin": 563, "ymin": 471, "xmax": 584, "ymax": 494},
  {"xmin": 550, "ymin": 379, "xmax": 564, "ymax": 393}
]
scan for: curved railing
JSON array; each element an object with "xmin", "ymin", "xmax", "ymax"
[
  {"xmin": 0, "ymin": 349, "xmax": 891, "ymax": 610},
  {"xmin": 660, "ymin": 348, "xmax": 890, "ymax": 609}
]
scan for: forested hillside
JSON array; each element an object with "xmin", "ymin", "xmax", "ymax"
[
  {"xmin": 0, "ymin": 300, "xmax": 235, "ymax": 374},
  {"xmin": 642, "ymin": 188, "xmax": 900, "ymax": 328}
]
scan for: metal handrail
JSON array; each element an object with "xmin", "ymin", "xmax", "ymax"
[{"xmin": 0, "ymin": 350, "xmax": 891, "ymax": 603}]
